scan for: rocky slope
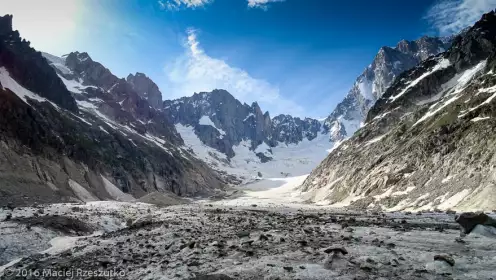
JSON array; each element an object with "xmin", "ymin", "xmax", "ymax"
[
  {"xmin": 2, "ymin": 201, "xmax": 495, "ymax": 280},
  {"xmin": 323, "ymin": 35, "xmax": 451, "ymax": 142},
  {"xmin": 163, "ymin": 90, "xmax": 330, "ymax": 181},
  {"xmin": 0, "ymin": 14, "xmax": 225, "ymax": 207},
  {"xmin": 301, "ymin": 11, "xmax": 496, "ymax": 212}
]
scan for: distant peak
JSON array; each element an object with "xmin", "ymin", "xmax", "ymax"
[
  {"xmin": 127, "ymin": 72, "xmax": 150, "ymax": 83},
  {"xmin": 377, "ymin": 46, "xmax": 397, "ymax": 56},
  {"xmin": 66, "ymin": 51, "xmax": 92, "ymax": 63},
  {"xmin": 73, "ymin": 51, "xmax": 89, "ymax": 58},
  {"xmin": 133, "ymin": 72, "xmax": 147, "ymax": 77}
]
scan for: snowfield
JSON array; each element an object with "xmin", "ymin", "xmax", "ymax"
[{"xmin": 176, "ymin": 123, "xmax": 333, "ymax": 183}]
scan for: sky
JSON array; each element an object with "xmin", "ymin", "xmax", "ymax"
[{"xmin": 2, "ymin": 0, "xmax": 496, "ymax": 118}]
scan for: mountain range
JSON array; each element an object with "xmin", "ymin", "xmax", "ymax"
[
  {"xmin": 302, "ymin": 10, "xmax": 496, "ymax": 212},
  {"xmin": 2, "ymin": 9, "xmax": 494, "ymax": 212},
  {"xmin": 0, "ymin": 14, "xmax": 224, "ymax": 206},
  {"xmin": 323, "ymin": 36, "xmax": 452, "ymax": 142}
]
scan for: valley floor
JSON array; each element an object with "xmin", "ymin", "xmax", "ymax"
[{"xmin": 1, "ymin": 178, "xmax": 496, "ymax": 280}]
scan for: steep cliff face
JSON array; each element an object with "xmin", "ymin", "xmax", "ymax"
[
  {"xmin": 127, "ymin": 72, "xmax": 163, "ymax": 109},
  {"xmin": 0, "ymin": 15, "xmax": 225, "ymax": 206},
  {"xmin": 271, "ymin": 115, "xmax": 322, "ymax": 144},
  {"xmin": 301, "ymin": 11, "xmax": 496, "ymax": 212},
  {"xmin": 323, "ymin": 35, "xmax": 451, "ymax": 142}
]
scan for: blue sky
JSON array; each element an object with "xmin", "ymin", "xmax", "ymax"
[{"xmin": 2, "ymin": 0, "xmax": 496, "ymax": 117}]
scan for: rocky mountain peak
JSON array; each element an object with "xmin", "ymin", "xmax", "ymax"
[
  {"xmin": 395, "ymin": 36, "xmax": 448, "ymax": 60},
  {"xmin": 322, "ymin": 32, "xmax": 452, "ymax": 143},
  {"xmin": 251, "ymin": 101, "xmax": 263, "ymax": 115},
  {"xmin": 126, "ymin": 72, "xmax": 163, "ymax": 109},
  {"xmin": 448, "ymin": 10, "xmax": 496, "ymax": 70},
  {"xmin": 64, "ymin": 51, "xmax": 119, "ymax": 90}
]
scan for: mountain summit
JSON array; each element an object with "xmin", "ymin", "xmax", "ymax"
[{"xmin": 323, "ymin": 35, "xmax": 452, "ymax": 142}]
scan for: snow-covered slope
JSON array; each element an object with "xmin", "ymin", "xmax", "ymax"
[
  {"xmin": 176, "ymin": 123, "xmax": 331, "ymax": 183},
  {"xmin": 323, "ymin": 36, "xmax": 452, "ymax": 143},
  {"xmin": 165, "ymin": 90, "xmax": 333, "ymax": 182}
]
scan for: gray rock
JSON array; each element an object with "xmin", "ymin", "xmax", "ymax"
[
  {"xmin": 434, "ymin": 254, "xmax": 455, "ymax": 266},
  {"xmin": 455, "ymin": 212, "xmax": 496, "ymax": 234},
  {"xmin": 127, "ymin": 72, "xmax": 163, "ymax": 109}
]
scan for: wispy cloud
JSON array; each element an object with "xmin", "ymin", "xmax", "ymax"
[
  {"xmin": 164, "ymin": 29, "xmax": 305, "ymax": 116},
  {"xmin": 247, "ymin": 0, "xmax": 286, "ymax": 10},
  {"xmin": 425, "ymin": 0, "xmax": 496, "ymax": 35},
  {"xmin": 158, "ymin": 0, "xmax": 212, "ymax": 10},
  {"xmin": 158, "ymin": 0, "xmax": 287, "ymax": 10}
]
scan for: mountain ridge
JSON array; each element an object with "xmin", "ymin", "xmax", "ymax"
[
  {"xmin": 301, "ymin": 10, "xmax": 496, "ymax": 212},
  {"xmin": 0, "ymin": 14, "xmax": 226, "ymax": 206},
  {"xmin": 323, "ymin": 35, "xmax": 453, "ymax": 142}
]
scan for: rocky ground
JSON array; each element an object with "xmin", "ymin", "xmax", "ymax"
[{"xmin": 1, "ymin": 197, "xmax": 495, "ymax": 280}]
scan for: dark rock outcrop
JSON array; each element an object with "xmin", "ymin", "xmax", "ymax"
[
  {"xmin": 127, "ymin": 72, "xmax": 163, "ymax": 109},
  {"xmin": 0, "ymin": 15, "xmax": 77, "ymax": 112}
]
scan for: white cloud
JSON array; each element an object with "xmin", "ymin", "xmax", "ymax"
[
  {"xmin": 158, "ymin": 0, "xmax": 212, "ymax": 10},
  {"xmin": 247, "ymin": 0, "xmax": 286, "ymax": 9},
  {"xmin": 164, "ymin": 29, "xmax": 305, "ymax": 116},
  {"xmin": 157, "ymin": 0, "xmax": 287, "ymax": 10},
  {"xmin": 425, "ymin": 0, "xmax": 496, "ymax": 36}
]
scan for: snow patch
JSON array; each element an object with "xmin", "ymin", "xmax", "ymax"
[
  {"xmin": 57, "ymin": 74, "xmax": 97, "ymax": 94},
  {"xmin": 357, "ymin": 78, "xmax": 374, "ymax": 100},
  {"xmin": 441, "ymin": 176, "xmax": 453, "ymax": 183},
  {"xmin": 254, "ymin": 142, "xmax": 272, "ymax": 157},
  {"xmin": 214, "ymin": 176, "xmax": 309, "ymax": 207},
  {"xmin": 414, "ymin": 94, "xmax": 461, "ymax": 126},
  {"xmin": 364, "ymin": 134, "xmax": 387, "ymax": 146},
  {"xmin": 0, "ymin": 67, "xmax": 59, "ymax": 109},
  {"xmin": 389, "ymin": 58, "xmax": 450, "ymax": 102},
  {"xmin": 471, "ymin": 116, "xmax": 490, "ymax": 122},
  {"xmin": 243, "ymin": 113, "xmax": 255, "ymax": 121},
  {"xmin": 199, "ymin": 115, "xmax": 226, "ymax": 136},
  {"xmin": 459, "ymin": 85, "xmax": 496, "ymax": 118},
  {"xmin": 99, "ymin": 126, "xmax": 110, "ymax": 134},
  {"xmin": 76, "ymin": 100, "xmax": 98, "ymax": 109}
]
